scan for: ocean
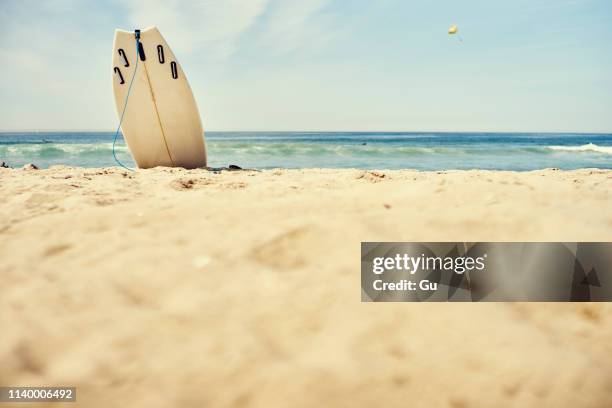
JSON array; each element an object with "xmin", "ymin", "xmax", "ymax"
[{"xmin": 1, "ymin": 132, "xmax": 611, "ymax": 171}]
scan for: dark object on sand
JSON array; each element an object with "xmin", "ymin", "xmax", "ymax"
[
  {"xmin": 22, "ymin": 163, "xmax": 39, "ymax": 170},
  {"xmin": 204, "ymin": 164, "xmax": 257, "ymax": 173},
  {"xmin": 1, "ymin": 161, "xmax": 9, "ymax": 168}
]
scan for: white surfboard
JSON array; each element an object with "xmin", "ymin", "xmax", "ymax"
[{"xmin": 112, "ymin": 26, "xmax": 206, "ymax": 169}]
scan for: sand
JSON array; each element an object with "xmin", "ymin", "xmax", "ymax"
[{"xmin": 1, "ymin": 166, "xmax": 612, "ymax": 407}]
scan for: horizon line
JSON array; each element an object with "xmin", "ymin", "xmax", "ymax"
[{"xmin": 1, "ymin": 129, "xmax": 611, "ymax": 135}]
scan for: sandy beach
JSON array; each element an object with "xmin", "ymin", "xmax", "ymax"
[{"xmin": 1, "ymin": 166, "xmax": 612, "ymax": 407}]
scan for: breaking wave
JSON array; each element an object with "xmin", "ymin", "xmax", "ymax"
[{"xmin": 547, "ymin": 143, "xmax": 612, "ymax": 155}]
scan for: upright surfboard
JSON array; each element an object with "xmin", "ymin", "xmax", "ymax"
[{"xmin": 112, "ymin": 27, "xmax": 206, "ymax": 169}]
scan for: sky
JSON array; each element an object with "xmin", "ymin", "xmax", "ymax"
[{"xmin": 0, "ymin": 0, "xmax": 610, "ymax": 132}]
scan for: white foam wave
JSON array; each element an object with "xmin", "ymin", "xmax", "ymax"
[
  {"xmin": 2, "ymin": 143, "xmax": 128, "ymax": 155},
  {"xmin": 548, "ymin": 143, "xmax": 612, "ymax": 154}
]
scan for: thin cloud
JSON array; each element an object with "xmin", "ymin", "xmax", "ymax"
[
  {"xmin": 120, "ymin": 0, "xmax": 334, "ymax": 57},
  {"xmin": 257, "ymin": 0, "xmax": 334, "ymax": 53},
  {"xmin": 121, "ymin": 0, "xmax": 271, "ymax": 56}
]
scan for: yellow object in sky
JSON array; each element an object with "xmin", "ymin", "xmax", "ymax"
[{"xmin": 448, "ymin": 25, "xmax": 458, "ymax": 35}]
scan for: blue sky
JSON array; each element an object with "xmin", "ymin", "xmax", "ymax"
[{"xmin": 0, "ymin": 0, "xmax": 610, "ymax": 132}]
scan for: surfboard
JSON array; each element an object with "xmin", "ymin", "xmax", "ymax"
[{"xmin": 112, "ymin": 27, "xmax": 206, "ymax": 169}]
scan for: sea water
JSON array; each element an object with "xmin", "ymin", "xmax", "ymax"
[{"xmin": 1, "ymin": 132, "xmax": 611, "ymax": 171}]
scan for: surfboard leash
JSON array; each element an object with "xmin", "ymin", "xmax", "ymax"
[{"xmin": 112, "ymin": 31, "xmax": 141, "ymax": 171}]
